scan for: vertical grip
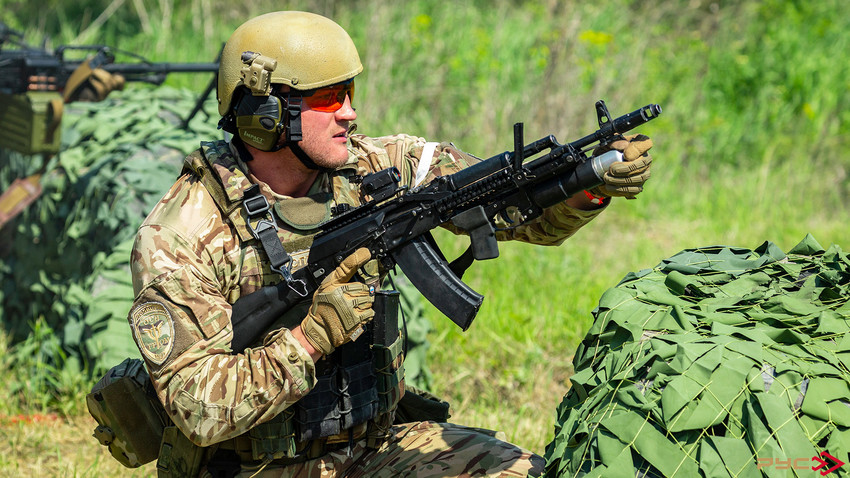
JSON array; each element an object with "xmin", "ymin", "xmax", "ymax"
[{"xmin": 391, "ymin": 234, "xmax": 483, "ymax": 331}]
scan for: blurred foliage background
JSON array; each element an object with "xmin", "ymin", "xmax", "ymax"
[{"xmin": 0, "ymin": 0, "xmax": 848, "ymax": 473}]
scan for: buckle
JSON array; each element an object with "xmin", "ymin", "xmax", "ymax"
[
  {"xmin": 274, "ymin": 264, "xmax": 308, "ymax": 297},
  {"xmin": 248, "ymin": 218, "xmax": 277, "ymax": 241},
  {"xmin": 243, "ymin": 185, "xmax": 277, "ymax": 240},
  {"xmin": 241, "ymin": 185, "xmax": 308, "ymax": 297},
  {"xmin": 243, "ymin": 194, "xmax": 271, "ymax": 217}
]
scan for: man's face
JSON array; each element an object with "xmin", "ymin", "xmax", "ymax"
[{"xmin": 296, "ymin": 89, "xmax": 357, "ymax": 169}]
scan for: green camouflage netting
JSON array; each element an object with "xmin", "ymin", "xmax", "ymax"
[
  {"xmin": 0, "ymin": 87, "xmax": 221, "ymax": 374},
  {"xmin": 0, "ymin": 87, "xmax": 431, "ymax": 388},
  {"xmin": 545, "ymin": 235, "xmax": 850, "ymax": 478}
]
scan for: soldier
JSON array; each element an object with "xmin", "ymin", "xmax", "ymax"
[{"xmin": 128, "ymin": 10, "xmax": 652, "ymax": 477}]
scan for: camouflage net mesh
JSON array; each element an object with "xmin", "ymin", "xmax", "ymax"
[
  {"xmin": 545, "ymin": 235, "xmax": 850, "ymax": 477},
  {"xmin": 0, "ymin": 87, "xmax": 220, "ymax": 374}
]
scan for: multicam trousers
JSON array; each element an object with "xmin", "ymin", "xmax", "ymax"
[{"xmin": 213, "ymin": 421, "xmax": 544, "ymax": 477}]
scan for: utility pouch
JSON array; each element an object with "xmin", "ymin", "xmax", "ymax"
[
  {"xmin": 365, "ymin": 335, "xmax": 405, "ymax": 448},
  {"xmin": 339, "ymin": 358, "xmax": 379, "ymax": 430},
  {"xmin": 0, "ymin": 91, "xmax": 63, "ymax": 154},
  {"xmin": 366, "ymin": 290, "xmax": 406, "ymax": 447},
  {"xmin": 294, "ymin": 364, "xmax": 343, "ymax": 441},
  {"xmin": 247, "ymin": 407, "xmax": 297, "ymax": 461},
  {"xmin": 394, "ymin": 385, "xmax": 451, "ymax": 424},
  {"xmin": 373, "ymin": 335, "xmax": 405, "ymax": 413},
  {"xmin": 294, "ymin": 346, "xmax": 379, "ymax": 442},
  {"xmin": 86, "ymin": 357, "xmax": 169, "ymax": 468},
  {"xmin": 156, "ymin": 426, "xmax": 205, "ymax": 478},
  {"xmin": 372, "ymin": 289, "xmax": 405, "ymax": 413}
]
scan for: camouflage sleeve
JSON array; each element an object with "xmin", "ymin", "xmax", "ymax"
[
  {"xmin": 350, "ymin": 133, "xmax": 604, "ymax": 245},
  {"xmin": 350, "ymin": 133, "xmax": 475, "ymax": 186},
  {"xmin": 129, "ymin": 177, "xmax": 316, "ymax": 447},
  {"xmin": 489, "ymin": 201, "xmax": 605, "ymax": 245}
]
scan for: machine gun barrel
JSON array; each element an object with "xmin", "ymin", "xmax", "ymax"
[
  {"xmin": 100, "ymin": 62, "xmax": 219, "ymax": 80},
  {"xmin": 1, "ymin": 40, "xmax": 219, "ymax": 94}
]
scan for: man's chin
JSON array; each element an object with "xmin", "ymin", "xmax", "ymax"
[{"xmin": 313, "ymin": 155, "xmax": 350, "ymax": 170}]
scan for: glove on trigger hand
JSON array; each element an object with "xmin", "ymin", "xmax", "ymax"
[
  {"xmin": 300, "ymin": 248, "xmax": 375, "ymax": 356},
  {"xmin": 589, "ymin": 134, "xmax": 653, "ymax": 199}
]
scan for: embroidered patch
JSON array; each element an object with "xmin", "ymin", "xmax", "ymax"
[
  {"xmin": 130, "ymin": 301, "xmax": 174, "ymax": 365},
  {"xmin": 289, "ymin": 249, "xmax": 310, "ymax": 272}
]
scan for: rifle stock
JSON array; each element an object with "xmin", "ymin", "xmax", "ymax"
[
  {"xmin": 229, "ymin": 272, "xmax": 310, "ymax": 352},
  {"xmin": 229, "ymin": 100, "xmax": 662, "ymax": 349}
]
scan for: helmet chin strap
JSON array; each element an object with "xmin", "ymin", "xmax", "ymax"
[{"xmin": 271, "ymin": 94, "xmax": 333, "ymax": 173}]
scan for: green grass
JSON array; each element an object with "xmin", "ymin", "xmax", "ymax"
[{"xmin": 1, "ymin": 0, "xmax": 848, "ymax": 473}]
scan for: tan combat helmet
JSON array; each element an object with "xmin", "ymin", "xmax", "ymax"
[{"xmin": 216, "ymin": 11, "xmax": 363, "ymax": 117}]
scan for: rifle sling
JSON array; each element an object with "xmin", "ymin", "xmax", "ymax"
[
  {"xmin": 242, "ymin": 184, "xmax": 295, "ymax": 282},
  {"xmin": 448, "ymin": 246, "xmax": 475, "ymax": 280}
]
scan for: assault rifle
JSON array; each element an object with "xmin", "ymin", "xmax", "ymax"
[{"xmin": 229, "ymin": 101, "xmax": 662, "ymax": 351}]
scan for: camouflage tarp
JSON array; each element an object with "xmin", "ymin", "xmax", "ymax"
[{"xmin": 545, "ymin": 235, "xmax": 850, "ymax": 477}]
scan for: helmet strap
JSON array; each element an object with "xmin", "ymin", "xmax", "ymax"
[
  {"xmin": 218, "ymin": 113, "xmax": 237, "ymax": 135},
  {"xmin": 282, "ymin": 96, "xmax": 302, "ymax": 143},
  {"xmin": 273, "ymin": 95, "xmax": 333, "ymax": 172}
]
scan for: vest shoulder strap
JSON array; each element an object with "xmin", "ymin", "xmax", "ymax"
[{"xmin": 181, "ymin": 141, "xmax": 255, "ymax": 243}]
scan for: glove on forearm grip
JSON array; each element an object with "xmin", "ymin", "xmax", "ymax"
[{"xmin": 590, "ymin": 134, "xmax": 653, "ymax": 198}]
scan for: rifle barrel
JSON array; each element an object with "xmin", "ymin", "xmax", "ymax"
[{"xmin": 569, "ymin": 103, "xmax": 662, "ymax": 151}]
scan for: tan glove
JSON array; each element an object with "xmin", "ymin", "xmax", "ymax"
[
  {"xmin": 63, "ymin": 59, "xmax": 126, "ymax": 103},
  {"xmin": 588, "ymin": 134, "xmax": 653, "ymax": 199},
  {"xmin": 300, "ymin": 248, "xmax": 375, "ymax": 356}
]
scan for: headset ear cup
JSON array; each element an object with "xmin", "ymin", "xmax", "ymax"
[{"xmin": 235, "ymin": 95, "xmax": 286, "ymax": 151}]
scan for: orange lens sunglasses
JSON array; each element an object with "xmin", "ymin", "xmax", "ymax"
[{"xmin": 300, "ymin": 80, "xmax": 355, "ymax": 112}]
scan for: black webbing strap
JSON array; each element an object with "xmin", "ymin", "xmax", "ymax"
[
  {"xmin": 243, "ymin": 185, "xmax": 307, "ymax": 296},
  {"xmin": 448, "ymin": 246, "xmax": 475, "ymax": 280}
]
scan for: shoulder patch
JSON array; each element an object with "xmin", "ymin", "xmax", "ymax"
[{"xmin": 130, "ymin": 301, "xmax": 175, "ymax": 365}]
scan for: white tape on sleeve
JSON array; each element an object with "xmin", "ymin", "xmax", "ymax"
[{"xmin": 414, "ymin": 142, "xmax": 440, "ymax": 187}]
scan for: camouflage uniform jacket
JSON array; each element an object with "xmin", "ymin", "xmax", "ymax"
[{"xmin": 129, "ymin": 133, "xmax": 605, "ymax": 448}]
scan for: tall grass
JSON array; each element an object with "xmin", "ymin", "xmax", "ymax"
[
  {"xmin": 1, "ymin": 0, "xmax": 848, "ymax": 468},
  {"xmin": 0, "ymin": 319, "xmax": 91, "ymax": 417}
]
